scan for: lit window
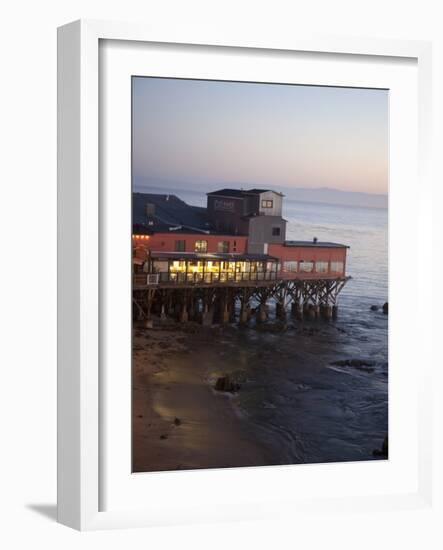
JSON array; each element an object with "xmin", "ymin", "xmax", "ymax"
[
  {"xmin": 300, "ymin": 261, "xmax": 314, "ymax": 272},
  {"xmin": 283, "ymin": 261, "xmax": 298, "ymax": 272},
  {"xmin": 261, "ymin": 199, "xmax": 273, "ymax": 208},
  {"xmin": 170, "ymin": 260, "xmax": 186, "ymax": 272},
  {"xmin": 175, "ymin": 240, "xmax": 186, "ymax": 252},
  {"xmin": 272, "ymin": 226, "xmax": 281, "ymax": 237},
  {"xmin": 195, "ymin": 240, "xmax": 208, "ymax": 253},
  {"xmin": 217, "ymin": 241, "xmax": 230, "ymax": 253},
  {"xmin": 330, "ymin": 261, "xmax": 344, "ymax": 273},
  {"xmin": 315, "ymin": 261, "xmax": 328, "ymax": 273}
]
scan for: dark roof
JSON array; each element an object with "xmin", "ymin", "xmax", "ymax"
[
  {"xmin": 206, "ymin": 188, "xmax": 247, "ymax": 198},
  {"xmin": 207, "ymin": 188, "xmax": 282, "ymax": 198},
  {"xmin": 133, "ymin": 192, "xmax": 213, "ymax": 233},
  {"xmin": 149, "ymin": 252, "xmax": 278, "ymax": 262},
  {"xmin": 284, "ymin": 240, "xmax": 349, "ymax": 249}
]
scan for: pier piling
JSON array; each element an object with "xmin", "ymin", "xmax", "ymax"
[{"xmin": 133, "ymin": 276, "xmax": 349, "ymax": 328}]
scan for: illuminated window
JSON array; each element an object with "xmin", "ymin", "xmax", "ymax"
[
  {"xmin": 170, "ymin": 260, "xmax": 186, "ymax": 272},
  {"xmin": 217, "ymin": 241, "xmax": 230, "ymax": 253},
  {"xmin": 330, "ymin": 261, "xmax": 344, "ymax": 273},
  {"xmin": 272, "ymin": 226, "xmax": 281, "ymax": 236},
  {"xmin": 315, "ymin": 261, "xmax": 328, "ymax": 273},
  {"xmin": 175, "ymin": 240, "xmax": 186, "ymax": 252},
  {"xmin": 261, "ymin": 199, "xmax": 273, "ymax": 208},
  {"xmin": 283, "ymin": 261, "xmax": 298, "ymax": 272},
  {"xmin": 300, "ymin": 261, "xmax": 314, "ymax": 272},
  {"xmin": 194, "ymin": 240, "xmax": 208, "ymax": 253}
]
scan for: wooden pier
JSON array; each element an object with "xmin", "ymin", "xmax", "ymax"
[{"xmin": 132, "ymin": 274, "xmax": 350, "ymax": 326}]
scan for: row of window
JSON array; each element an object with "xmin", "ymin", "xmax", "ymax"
[
  {"xmin": 175, "ymin": 240, "xmax": 235, "ymax": 254},
  {"xmin": 168, "ymin": 259, "xmax": 277, "ymax": 273},
  {"xmin": 175, "ymin": 231, "xmax": 281, "ymax": 254},
  {"xmin": 283, "ymin": 260, "xmax": 344, "ymax": 274}
]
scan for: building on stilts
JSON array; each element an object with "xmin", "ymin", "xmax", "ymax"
[{"xmin": 132, "ymin": 189, "xmax": 350, "ymax": 326}]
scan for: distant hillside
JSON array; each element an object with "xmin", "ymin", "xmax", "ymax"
[
  {"xmin": 133, "ymin": 177, "xmax": 388, "ymax": 210},
  {"xmin": 280, "ymin": 186, "xmax": 388, "ymax": 209}
]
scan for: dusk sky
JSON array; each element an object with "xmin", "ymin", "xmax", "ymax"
[{"xmin": 132, "ymin": 77, "xmax": 388, "ymax": 196}]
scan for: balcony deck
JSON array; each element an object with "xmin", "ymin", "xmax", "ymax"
[{"xmin": 133, "ymin": 271, "xmax": 349, "ymax": 290}]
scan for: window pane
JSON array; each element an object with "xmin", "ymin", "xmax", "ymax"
[
  {"xmin": 330, "ymin": 261, "xmax": 344, "ymax": 273},
  {"xmin": 174, "ymin": 240, "xmax": 185, "ymax": 252},
  {"xmin": 217, "ymin": 240, "xmax": 229, "ymax": 253},
  {"xmin": 194, "ymin": 240, "xmax": 208, "ymax": 253},
  {"xmin": 283, "ymin": 261, "xmax": 298, "ymax": 272},
  {"xmin": 300, "ymin": 261, "xmax": 314, "ymax": 272},
  {"xmin": 315, "ymin": 261, "xmax": 328, "ymax": 273}
]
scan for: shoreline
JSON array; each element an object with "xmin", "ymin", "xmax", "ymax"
[
  {"xmin": 132, "ymin": 324, "xmax": 272, "ymax": 473},
  {"xmin": 132, "ymin": 313, "xmax": 388, "ymax": 472}
]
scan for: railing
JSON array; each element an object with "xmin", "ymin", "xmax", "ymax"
[
  {"xmin": 134, "ymin": 271, "xmax": 278, "ymax": 286},
  {"xmin": 134, "ymin": 270, "xmax": 347, "ymax": 287},
  {"xmin": 133, "ymin": 273, "xmax": 159, "ymax": 286},
  {"xmin": 164, "ymin": 271, "xmax": 277, "ymax": 284}
]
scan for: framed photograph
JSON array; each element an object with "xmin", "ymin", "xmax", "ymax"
[{"xmin": 57, "ymin": 20, "xmax": 433, "ymax": 530}]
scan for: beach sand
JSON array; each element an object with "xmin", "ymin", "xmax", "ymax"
[{"xmin": 132, "ymin": 324, "xmax": 271, "ymax": 472}]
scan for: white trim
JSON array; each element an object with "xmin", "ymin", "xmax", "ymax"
[{"xmin": 57, "ymin": 19, "xmax": 433, "ymax": 530}]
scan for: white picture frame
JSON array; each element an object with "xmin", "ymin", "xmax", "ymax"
[{"xmin": 57, "ymin": 19, "xmax": 433, "ymax": 531}]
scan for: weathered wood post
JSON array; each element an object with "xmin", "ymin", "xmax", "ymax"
[
  {"xmin": 256, "ymin": 303, "xmax": 268, "ymax": 323},
  {"xmin": 143, "ymin": 288, "xmax": 155, "ymax": 328},
  {"xmin": 218, "ymin": 290, "xmax": 229, "ymax": 324},
  {"xmin": 179, "ymin": 291, "xmax": 189, "ymax": 323},
  {"xmin": 306, "ymin": 304, "xmax": 316, "ymax": 320},
  {"xmin": 320, "ymin": 304, "xmax": 332, "ymax": 320},
  {"xmin": 239, "ymin": 289, "xmax": 249, "ymax": 326},
  {"xmin": 291, "ymin": 302, "xmax": 303, "ymax": 320}
]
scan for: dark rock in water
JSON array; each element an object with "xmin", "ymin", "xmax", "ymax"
[
  {"xmin": 349, "ymin": 359, "xmax": 376, "ymax": 368},
  {"xmin": 373, "ymin": 435, "xmax": 388, "ymax": 458},
  {"xmin": 382, "ymin": 302, "xmax": 389, "ymax": 314},
  {"xmin": 159, "ymin": 434, "xmax": 168, "ymax": 440},
  {"xmin": 331, "ymin": 358, "xmax": 376, "ymax": 368},
  {"xmin": 214, "ymin": 375, "xmax": 240, "ymax": 393},
  {"xmin": 370, "ymin": 305, "xmax": 379, "ymax": 311},
  {"xmin": 173, "ymin": 417, "xmax": 181, "ymax": 426}
]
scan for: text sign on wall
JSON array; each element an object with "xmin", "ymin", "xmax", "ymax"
[{"xmin": 213, "ymin": 199, "xmax": 235, "ymax": 213}]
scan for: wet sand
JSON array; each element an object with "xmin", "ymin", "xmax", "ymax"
[
  {"xmin": 132, "ymin": 325, "xmax": 271, "ymax": 472},
  {"xmin": 133, "ymin": 311, "xmax": 388, "ymax": 472}
]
